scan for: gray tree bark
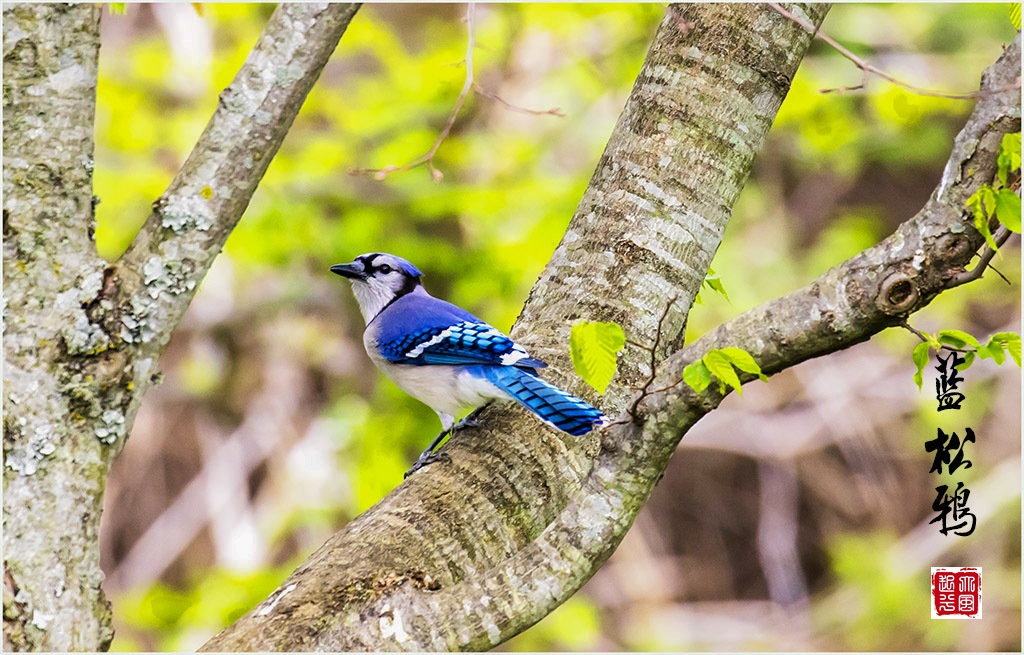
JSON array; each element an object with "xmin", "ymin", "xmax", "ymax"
[
  {"xmin": 3, "ymin": 1, "xmax": 1018, "ymax": 652},
  {"xmin": 201, "ymin": 4, "xmax": 835, "ymax": 651},
  {"xmin": 201, "ymin": 13, "xmax": 1020, "ymax": 655},
  {"xmin": 3, "ymin": 3, "xmax": 359, "ymax": 651}
]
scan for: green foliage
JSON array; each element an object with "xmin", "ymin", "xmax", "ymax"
[
  {"xmin": 682, "ymin": 347, "xmax": 767, "ymax": 396},
  {"xmin": 989, "ymin": 331, "xmax": 1022, "ymax": 366},
  {"xmin": 995, "ymin": 187, "xmax": 1022, "ymax": 233},
  {"xmin": 997, "ymin": 132, "xmax": 1021, "ymax": 186},
  {"xmin": 910, "ymin": 328, "xmax": 1021, "ymax": 388},
  {"xmin": 111, "ymin": 564, "xmax": 301, "ymax": 651},
  {"xmin": 692, "ymin": 266, "xmax": 730, "ymax": 305},
  {"xmin": 109, "ymin": 3, "xmax": 126, "ymax": 14},
  {"xmin": 965, "ymin": 132, "xmax": 1021, "ymax": 247},
  {"xmin": 936, "ymin": 328, "xmax": 979, "ymax": 349},
  {"xmin": 570, "ymin": 321, "xmax": 626, "ymax": 395},
  {"xmin": 682, "ymin": 358, "xmax": 712, "ymax": 392},
  {"xmin": 966, "ymin": 186, "xmax": 1001, "ymax": 249},
  {"xmin": 911, "ymin": 341, "xmax": 930, "ymax": 389},
  {"xmin": 1010, "ymin": 2, "xmax": 1021, "ymax": 29},
  {"xmin": 501, "ymin": 595, "xmax": 601, "ymax": 651}
]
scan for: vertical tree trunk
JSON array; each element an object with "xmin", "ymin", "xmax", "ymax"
[
  {"xmin": 3, "ymin": 4, "xmax": 110, "ymax": 651},
  {"xmin": 514, "ymin": 3, "xmax": 829, "ymax": 409},
  {"xmin": 3, "ymin": 3, "xmax": 360, "ymax": 651}
]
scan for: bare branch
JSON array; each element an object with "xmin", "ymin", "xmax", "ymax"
[
  {"xmin": 898, "ymin": 319, "xmax": 931, "ymax": 343},
  {"xmin": 349, "ymin": 4, "xmax": 477, "ymax": 181},
  {"xmin": 948, "ymin": 225, "xmax": 1015, "ymax": 287},
  {"xmin": 768, "ymin": 2, "xmax": 1022, "ymax": 99},
  {"xmin": 349, "ymin": 4, "xmax": 565, "ymax": 181},
  {"xmin": 472, "ymin": 82, "xmax": 565, "ymax": 117}
]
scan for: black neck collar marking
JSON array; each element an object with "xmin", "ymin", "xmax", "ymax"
[{"xmin": 377, "ymin": 274, "xmax": 421, "ymax": 318}]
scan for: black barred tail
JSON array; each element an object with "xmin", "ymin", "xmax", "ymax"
[{"xmin": 480, "ymin": 366, "xmax": 605, "ymax": 436}]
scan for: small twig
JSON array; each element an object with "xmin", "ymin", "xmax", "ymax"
[
  {"xmin": 768, "ymin": 3, "xmax": 1022, "ymax": 100},
  {"xmin": 898, "ymin": 319, "xmax": 973, "ymax": 353},
  {"xmin": 988, "ymin": 264, "xmax": 1011, "ymax": 285},
  {"xmin": 349, "ymin": 4, "xmax": 477, "ymax": 181},
  {"xmin": 625, "ymin": 339, "xmax": 654, "ymax": 352},
  {"xmin": 649, "ymin": 378, "xmax": 686, "ymax": 395},
  {"xmin": 472, "ymin": 83, "xmax": 565, "ymax": 117},
  {"xmin": 627, "ymin": 296, "xmax": 678, "ymax": 422},
  {"xmin": 350, "ymin": 4, "xmax": 564, "ymax": 182},
  {"xmin": 898, "ymin": 318, "xmax": 931, "ymax": 344},
  {"xmin": 948, "ymin": 226, "xmax": 1014, "ymax": 288}
]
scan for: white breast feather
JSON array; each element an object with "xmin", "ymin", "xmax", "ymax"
[{"xmin": 363, "ymin": 323, "xmax": 508, "ymax": 417}]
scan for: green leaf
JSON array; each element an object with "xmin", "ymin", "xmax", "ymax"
[
  {"xmin": 976, "ymin": 343, "xmax": 1007, "ymax": 365},
  {"xmin": 995, "ymin": 188, "xmax": 1021, "ymax": 233},
  {"xmin": 955, "ymin": 349, "xmax": 975, "ymax": 372},
  {"xmin": 967, "ymin": 186, "xmax": 999, "ymax": 251},
  {"xmin": 988, "ymin": 332, "xmax": 1022, "ymax": 367},
  {"xmin": 1011, "ymin": 3, "xmax": 1021, "ymax": 29},
  {"xmin": 1007, "ymin": 341, "xmax": 1022, "ymax": 367},
  {"xmin": 682, "ymin": 361, "xmax": 712, "ymax": 393},
  {"xmin": 997, "ymin": 132, "xmax": 1021, "ymax": 186},
  {"xmin": 937, "ymin": 329, "xmax": 979, "ymax": 349},
  {"xmin": 702, "ymin": 350, "xmax": 743, "ymax": 396},
  {"xmin": 702, "ymin": 267, "xmax": 730, "ymax": 303},
  {"xmin": 569, "ymin": 321, "xmax": 626, "ymax": 395},
  {"xmin": 912, "ymin": 341, "xmax": 930, "ymax": 390},
  {"xmin": 109, "ymin": 2, "xmax": 126, "ymax": 13},
  {"xmin": 717, "ymin": 347, "xmax": 768, "ymax": 382}
]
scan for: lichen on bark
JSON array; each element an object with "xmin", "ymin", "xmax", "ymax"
[
  {"xmin": 3, "ymin": 4, "xmax": 113, "ymax": 651},
  {"xmin": 3, "ymin": 3, "xmax": 360, "ymax": 651}
]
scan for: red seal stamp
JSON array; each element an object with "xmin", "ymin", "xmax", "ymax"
[{"xmin": 931, "ymin": 567, "xmax": 981, "ymax": 619}]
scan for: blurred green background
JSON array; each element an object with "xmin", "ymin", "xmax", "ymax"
[{"xmin": 94, "ymin": 3, "xmax": 1021, "ymax": 651}]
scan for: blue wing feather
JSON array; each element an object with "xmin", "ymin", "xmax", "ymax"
[{"xmin": 373, "ymin": 293, "xmax": 546, "ymax": 368}]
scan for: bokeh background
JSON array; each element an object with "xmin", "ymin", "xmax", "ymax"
[{"xmin": 92, "ymin": 3, "xmax": 1021, "ymax": 651}]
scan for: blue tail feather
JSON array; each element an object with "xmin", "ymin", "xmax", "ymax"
[{"xmin": 477, "ymin": 366, "xmax": 605, "ymax": 436}]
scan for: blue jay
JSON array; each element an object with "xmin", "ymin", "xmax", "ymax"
[{"xmin": 331, "ymin": 252, "xmax": 606, "ymax": 476}]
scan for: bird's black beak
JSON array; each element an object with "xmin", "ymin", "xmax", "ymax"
[{"xmin": 330, "ymin": 262, "xmax": 366, "ymax": 280}]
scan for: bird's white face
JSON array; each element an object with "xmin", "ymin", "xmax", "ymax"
[{"xmin": 330, "ymin": 253, "xmax": 422, "ymax": 323}]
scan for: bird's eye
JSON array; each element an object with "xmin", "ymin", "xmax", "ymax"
[{"xmin": 378, "ymin": 264, "xmax": 392, "ymax": 274}]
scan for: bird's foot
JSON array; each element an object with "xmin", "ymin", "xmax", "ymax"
[
  {"xmin": 404, "ymin": 449, "xmax": 452, "ymax": 478},
  {"xmin": 452, "ymin": 416, "xmax": 480, "ymax": 431},
  {"xmin": 453, "ymin": 403, "xmax": 490, "ymax": 431}
]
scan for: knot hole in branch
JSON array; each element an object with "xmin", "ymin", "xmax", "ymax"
[{"xmin": 876, "ymin": 272, "xmax": 919, "ymax": 314}]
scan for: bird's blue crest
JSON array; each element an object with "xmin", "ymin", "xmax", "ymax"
[{"xmin": 358, "ymin": 252, "xmax": 423, "ymax": 278}]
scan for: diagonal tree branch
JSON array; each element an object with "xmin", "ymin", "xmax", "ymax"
[
  {"xmin": 204, "ymin": 16, "xmax": 1019, "ymax": 655},
  {"xmin": 656, "ymin": 34, "xmax": 1020, "ymax": 398},
  {"xmin": 202, "ymin": 4, "xmax": 831, "ymax": 651},
  {"xmin": 114, "ymin": 3, "xmax": 360, "ymax": 405}
]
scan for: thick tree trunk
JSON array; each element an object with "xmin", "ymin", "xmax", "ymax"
[
  {"xmin": 3, "ymin": 6, "xmax": 109, "ymax": 650},
  {"xmin": 201, "ymin": 4, "xmax": 832, "ymax": 651},
  {"xmin": 3, "ymin": 4, "xmax": 359, "ymax": 651}
]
